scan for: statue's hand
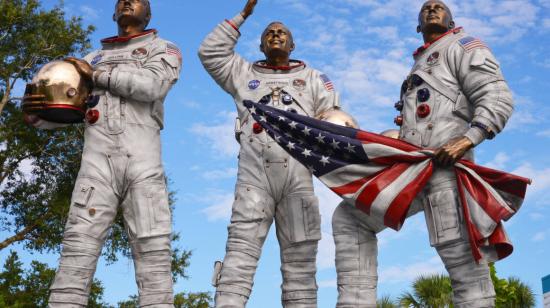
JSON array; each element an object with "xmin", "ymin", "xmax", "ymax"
[
  {"xmin": 433, "ymin": 136, "xmax": 474, "ymax": 166},
  {"xmin": 64, "ymin": 57, "xmax": 93, "ymax": 86},
  {"xmin": 242, "ymin": 0, "xmax": 258, "ymax": 19}
]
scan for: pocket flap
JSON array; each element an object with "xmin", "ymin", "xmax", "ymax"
[{"xmin": 73, "ymin": 185, "xmax": 94, "ymax": 208}]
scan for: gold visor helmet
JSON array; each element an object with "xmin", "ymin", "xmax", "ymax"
[
  {"xmin": 22, "ymin": 60, "xmax": 92, "ymax": 123},
  {"xmin": 317, "ymin": 108, "xmax": 360, "ymax": 129}
]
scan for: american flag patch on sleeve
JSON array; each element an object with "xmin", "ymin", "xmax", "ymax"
[
  {"xmin": 459, "ymin": 36, "xmax": 488, "ymax": 52},
  {"xmin": 320, "ymin": 74, "xmax": 334, "ymax": 91},
  {"xmin": 166, "ymin": 43, "xmax": 182, "ymax": 64}
]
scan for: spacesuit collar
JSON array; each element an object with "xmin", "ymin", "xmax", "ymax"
[
  {"xmin": 413, "ymin": 27, "xmax": 463, "ymax": 58},
  {"xmin": 101, "ymin": 29, "xmax": 157, "ymax": 46},
  {"xmin": 253, "ymin": 60, "xmax": 306, "ymax": 74}
]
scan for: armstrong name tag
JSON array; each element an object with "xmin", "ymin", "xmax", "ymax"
[{"xmin": 265, "ymin": 80, "xmax": 290, "ymax": 87}]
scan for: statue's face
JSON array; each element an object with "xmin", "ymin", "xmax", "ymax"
[
  {"xmin": 418, "ymin": 0, "xmax": 453, "ymax": 33},
  {"xmin": 260, "ymin": 23, "xmax": 295, "ymax": 59},
  {"xmin": 114, "ymin": 0, "xmax": 150, "ymax": 27}
]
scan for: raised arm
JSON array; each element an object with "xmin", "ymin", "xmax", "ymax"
[{"xmin": 197, "ymin": 0, "xmax": 258, "ymax": 94}]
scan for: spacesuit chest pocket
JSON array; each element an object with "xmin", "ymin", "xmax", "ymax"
[
  {"xmin": 130, "ymin": 184, "xmax": 171, "ymax": 238},
  {"xmin": 105, "ymin": 94, "xmax": 125, "ymax": 135},
  {"xmin": 286, "ymin": 195, "xmax": 322, "ymax": 243},
  {"xmin": 424, "ymin": 188, "xmax": 463, "ymax": 247}
]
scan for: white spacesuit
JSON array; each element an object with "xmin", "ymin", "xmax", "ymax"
[
  {"xmin": 45, "ymin": 30, "xmax": 181, "ymax": 307},
  {"xmin": 332, "ymin": 27, "xmax": 514, "ymax": 308},
  {"xmin": 199, "ymin": 13, "xmax": 339, "ymax": 307}
]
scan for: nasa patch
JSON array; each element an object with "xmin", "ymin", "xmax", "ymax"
[
  {"xmin": 248, "ymin": 80, "xmax": 261, "ymax": 90},
  {"xmin": 90, "ymin": 54, "xmax": 103, "ymax": 66},
  {"xmin": 292, "ymin": 79, "xmax": 306, "ymax": 91},
  {"xmin": 426, "ymin": 51, "xmax": 440, "ymax": 65},
  {"xmin": 131, "ymin": 47, "xmax": 148, "ymax": 59}
]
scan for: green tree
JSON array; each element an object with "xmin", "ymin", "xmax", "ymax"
[
  {"xmin": 0, "ymin": 1, "xmax": 207, "ymax": 306},
  {"xmin": 377, "ymin": 295, "xmax": 398, "ymax": 308},
  {"xmin": 398, "ymin": 266, "xmax": 536, "ymax": 308},
  {"xmin": 0, "ymin": 0, "xmax": 93, "ymax": 252},
  {"xmin": 0, "ymin": 251, "xmax": 108, "ymax": 307},
  {"xmin": 490, "ymin": 263, "xmax": 535, "ymax": 308},
  {"xmin": 398, "ymin": 274, "xmax": 453, "ymax": 308},
  {"xmin": 117, "ymin": 290, "xmax": 212, "ymax": 308}
]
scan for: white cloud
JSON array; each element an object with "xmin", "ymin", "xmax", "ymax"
[
  {"xmin": 314, "ymin": 180, "xmax": 341, "ymax": 269},
  {"xmin": 182, "ymin": 99, "xmax": 200, "ymax": 109},
  {"xmin": 379, "ymin": 256, "xmax": 445, "ymax": 283},
  {"xmin": 190, "ymin": 111, "xmax": 239, "ymax": 158},
  {"xmin": 484, "ymin": 152, "xmax": 510, "ymax": 170},
  {"xmin": 317, "ymin": 231, "xmax": 336, "ymax": 270},
  {"xmin": 201, "ymin": 192, "xmax": 235, "ymax": 222},
  {"xmin": 531, "ymin": 230, "xmax": 549, "ymax": 242},
  {"xmin": 201, "ymin": 168, "xmax": 238, "ymax": 181},
  {"xmin": 512, "ymin": 162, "xmax": 550, "ymax": 207},
  {"xmin": 80, "ymin": 5, "xmax": 100, "ymax": 20},
  {"xmin": 318, "ymin": 279, "xmax": 337, "ymax": 289},
  {"xmin": 537, "ymin": 129, "xmax": 550, "ymax": 137},
  {"xmin": 529, "ymin": 212, "xmax": 545, "ymax": 221}
]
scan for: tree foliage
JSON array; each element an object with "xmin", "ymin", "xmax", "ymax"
[
  {"xmin": 398, "ymin": 266, "xmax": 535, "ymax": 308},
  {"xmin": 117, "ymin": 291, "xmax": 212, "ymax": 308},
  {"xmin": 0, "ymin": 0, "xmax": 93, "ymax": 253},
  {"xmin": 490, "ymin": 263, "xmax": 535, "ymax": 308},
  {"xmin": 0, "ymin": 0, "xmax": 94, "ymax": 114},
  {"xmin": 398, "ymin": 274, "xmax": 453, "ymax": 308},
  {"xmin": 0, "ymin": 251, "xmax": 108, "ymax": 307},
  {"xmin": 0, "ymin": 1, "xmax": 208, "ymax": 306},
  {"xmin": 377, "ymin": 295, "xmax": 398, "ymax": 308}
]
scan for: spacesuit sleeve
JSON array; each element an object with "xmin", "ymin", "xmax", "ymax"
[
  {"xmin": 94, "ymin": 40, "xmax": 182, "ymax": 103},
  {"xmin": 448, "ymin": 39, "xmax": 514, "ymax": 146},
  {"xmin": 312, "ymin": 71, "xmax": 340, "ymax": 116},
  {"xmin": 197, "ymin": 14, "xmax": 250, "ymax": 95}
]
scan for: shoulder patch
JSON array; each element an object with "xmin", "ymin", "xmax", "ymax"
[
  {"xmin": 459, "ymin": 36, "xmax": 488, "ymax": 52},
  {"xmin": 320, "ymin": 74, "xmax": 334, "ymax": 92},
  {"xmin": 166, "ymin": 42, "xmax": 182, "ymax": 65}
]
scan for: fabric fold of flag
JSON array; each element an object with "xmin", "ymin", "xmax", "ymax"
[{"xmin": 243, "ymin": 100, "xmax": 531, "ymax": 262}]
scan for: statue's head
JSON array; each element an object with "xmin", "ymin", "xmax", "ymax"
[
  {"xmin": 260, "ymin": 22, "xmax": 295, "ymax": 60},
  {"xmin": 417, "ymin": 0, "xmax": 455, "ymax": 35},
  {"xmin": 113, "ymin": 0, "xmax": 151, "ymax": 31}
]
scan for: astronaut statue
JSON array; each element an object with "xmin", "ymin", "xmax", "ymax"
[
  {"xmin": 198, "ymin": 0, "xmax": 339, "ymax": 306},
  {"xmin": 332, "ymin": 1, "xmax": 514, "ymax": 307},
  {"xmin": 26, "ymin": 1, "xmax": 182, "ymax": 307}
]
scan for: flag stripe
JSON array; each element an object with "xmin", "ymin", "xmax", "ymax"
[
  {"xmin": 355, "ymin": 163, "xmax": 409, "ymax": 215},
  {"xmin": 243, "ymin": 100, "xmax": 530, "ymax": 263},
  {"xmin": 384, "ymin": 161, "xmax": 433, "ymax": 230}
]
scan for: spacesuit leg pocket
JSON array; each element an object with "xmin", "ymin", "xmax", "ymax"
[
  {"xmin": 285, "ymin": 194, "xmax": 322, "ymax": 244},
  {"xmin": 424, "ymin": 188, "xmax": 463, "ymax": 247},
  {"xmin": 127, "ymin": 182, "xmax": 172, "ymax": 239},
  {"xmin": 68, "ymin": 182, "xmax": 95, "ymax": 225}
]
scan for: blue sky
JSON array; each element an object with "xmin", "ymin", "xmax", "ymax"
[{"xmin": 2, "ymin": 0, "xmax": 550, "ymax": 307}]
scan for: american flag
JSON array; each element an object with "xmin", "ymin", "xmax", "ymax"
[
  {"xmin": 244, "ymin": 100, "xmax": 531, "ymax": 262},
  {"xmin": 459, "ymin": 36, "xmax": 488, "ymax": 52},
  {"xmin": 320, "ymin": 74, "xmax": 334, "ymax": 91},
  {"xmin": 167, "ymin": 43, "xmax": 182, "ymax": 64}
]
